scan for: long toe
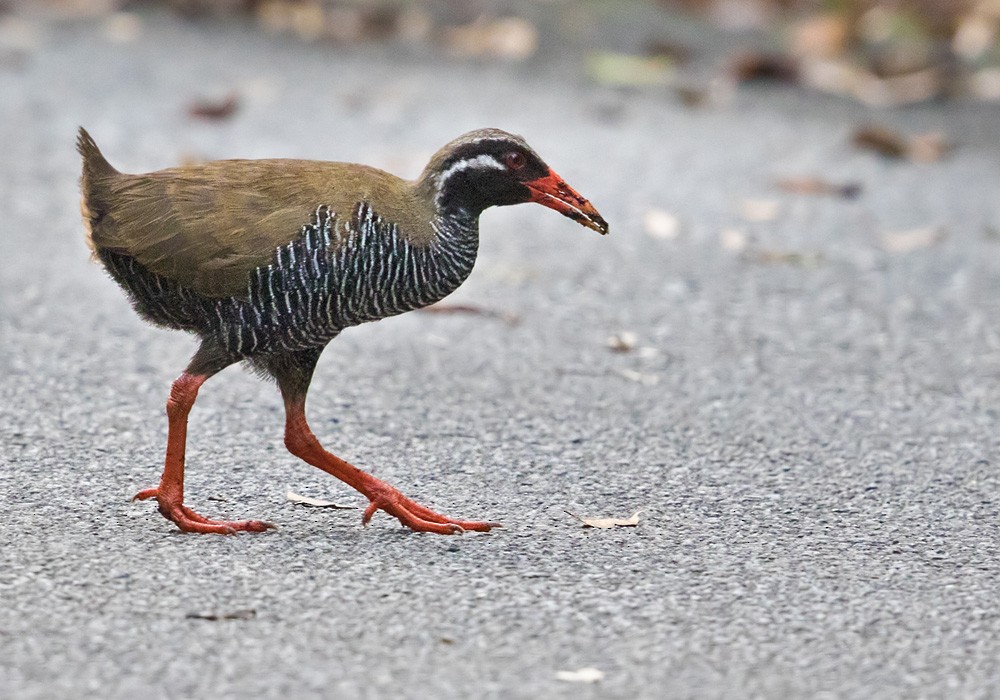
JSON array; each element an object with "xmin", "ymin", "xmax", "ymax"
[
  {"xmin": 364, "ymin": 492, "xmax": 499, "ymax": 534},
  {"xmin": 136, "ymin": 489, "xmax": 274, "ymax": 535},
  {"xmin": 398, "ymin": 497, "xmax": 500, "ymax": 532},
  {"xmin": 166, "ymin": 506, "xmax": 275, "ymax": 534}
]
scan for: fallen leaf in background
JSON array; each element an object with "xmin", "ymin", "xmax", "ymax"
[
  {"xmin": 799, "ymin": 56, "xmax": 945, "ymax": 107},
  {"xmin": 674, "ymin": 82, "xmax": 710, "ymax": 107},
  {"xmin": 789, "ymin": 13, "xmax": 850, "ymax": 59},
  {"xmin": 441, "ymin": 17, "xmax": 537, "ymax": 60},
  {"xmin": 102, "ymin": 11, "xmax": 142, "ymax": 43},
  {"xmin": 853, "ymin": 67, "xmax": 945, "ymax": 108},
  {"xmin": 186, "ymin": 609, "xmax": 256, "ymax": 621},
  {"xmin": 754, "ymin": 250, "xmax": 824, "ymax": 267},
  {"xmin": 953, "ymin": 13, "xmax": 997, "ymax": 62},
  {"xmin": 881, "ymin": 227, "xmax": 946, "ymax": 253},
  {"xmin": 775, "ymin": 176, "xmax": 862, "ymax": 199},
  {"xmin": 740, "ymin": 198, "xmax": 781, "ymax": 222},
  {"xmin": 188, "ymin": 92, "xmax": 239, "ymax": 120},
  {"xmin": 907, "ymin": 132, "xmax": 952, "ymax": 162},
  {"xmin": 853, "ymin": 125, "xmax": 908, "ymax": 158},
  {"xmin": 798, "ymin": 56, "xmax": 864, "ymax": 98},
  {"xmin": 969, "ymin": 67, "xmax": 1000, "ymax": 102},
  {"xmin": 644, "ymin": 208, "xmax": 680, "ymax": 239},
  {"xmin": 615, "ymin": 369, "xmax": 660, "ymax": 385},
  {"xmin": 556, "ymin": 667, "xmax": 605, "ymax": 683},
  {"xmin": 607, "ymin": 332, "xmax": 638, "ymax": 353},
  {"xmin": 257, "ymin": 1, "xmax": 417, "ymax": 44},
  {"xmin": 418, "ymin": 303, "xmax": 520, "ymax": 326},
  {"xmin": 853, "ymin": 125, "xmax": 952, "ymax": 162},
  {"xmin": 565, "ymin": 510, "xmax": 642, "ymax": 529},
  {"xmin": 587, "ymin": 51, "xmax": 675, "ymax": 87},
  {"xmin": 729, "ymin": 50, "xmax": 799, "ymax": 83},
  {"xmin": 286, "ymin": 490, "xmax": 356, "ymax": 509},
  {"xmin": 721, "ymin": 228, "xmax": 748, "ymax": 252}
]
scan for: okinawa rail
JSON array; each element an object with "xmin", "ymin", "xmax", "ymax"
[{"xmin": 78, "ymin": 127, "xmax": 608, "ymax": 535}]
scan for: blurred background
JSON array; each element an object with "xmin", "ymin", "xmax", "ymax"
[
  {"xmin": 4, "ymin": 0, "xmax": 1000, "ymax": 107},
  {"xmin": 5, "ymin": 0, "xmax": 1000, "ymax": 105}
]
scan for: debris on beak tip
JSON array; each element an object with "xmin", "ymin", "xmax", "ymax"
[
  {"xmin": 565, "ymin": 201, "xmax": 608, "ymax": 235},
  {"xmin": 589, "ymin": 214, "xmax": 610, "ymax": 235},
  {"xmin": 526, "ymin": 172, "xmax": 609, "ymax": 235}
]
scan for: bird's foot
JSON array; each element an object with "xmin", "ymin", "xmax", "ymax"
[
  {"xmin": 360, "ymin": 483, "xmax": 500, "ymax": 535},
  {"xmin": 133, "ymin": 488, "xmax": 275, "ymax": 535}
]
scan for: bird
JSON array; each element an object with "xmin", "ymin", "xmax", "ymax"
[{"xmin": 78, "ymin": 126, "xmax": 608, "ymax": 535}]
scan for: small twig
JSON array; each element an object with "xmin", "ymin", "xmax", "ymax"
[{"xmin": 418, "ymin": 303, "xmax": 520, "ymax": 326}]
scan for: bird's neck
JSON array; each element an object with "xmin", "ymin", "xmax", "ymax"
[
  {"xmin": 427, "ymin": 207, "xmax": 480, "ymax": 286},
  {"xmin": 432, "ymin": 206, "xmax": 479, "ymax": 243}
]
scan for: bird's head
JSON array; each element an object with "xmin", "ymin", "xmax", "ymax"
[{"xmin": 419, "ymin": 128, "xmax": 608, "ymax": 234}]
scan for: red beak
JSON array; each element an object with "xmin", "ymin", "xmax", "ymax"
[{"xmin": 525, "ymin": 170, "xmax": 609, "ymax": 235}]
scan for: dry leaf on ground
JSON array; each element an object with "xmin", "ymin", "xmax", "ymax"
[
  {"xmin": 644, "ymin": 208, "xmax": 680, "ymax": 239},
  {"xmin": 565, "ymin": 510, "xmax": 643, "ymax": 529},
  {"xmin": 186, "ymin": 609, "xmax": 256, "ymax": 621},
  {"xmin": 908, "ymin": 132, "xmax": 952, "ymax": 162},
  {"xmin": 645, "ymin": 39, "xmax": 692, "ymax": 64},
  {"xmin": 853, "ymin": 125, "xmax": 908, "ymax": 157},
  {"xmin": 729, "ymin": 50, "xmax": 799, "ymax": 83},
  {"xmin": 775, "ymin": 176, "xmax": 862, "ymax": 199},
  {"xmin": 286, "ymin": 490, "xmax": 356, "ymax": 509},
  {"xmin": 615, "ymin": 369, "xmax": 660, "ymax": 385},
  {"xmin": 103, "ymin": 12, "xmax": 143, "ymax": 43},
  {"xmin": 188, "ymin": 92, "xmax": 239, "ymax": 120},
  {"xmin": 753, "ymin": 250, "xmax": 824, "ymax": 267},
  {"xmin": 969, "ymin": 67, "xmax": 1000, "ymax": 102},
  {"xmin": 881, "ymin": 227, "xmax": 946, "ymax": 253},
  {"xmin": 418, "ymin": 303, "xmax": 519, "ymax": 326},
  {"xmin": 587, "ymin": 51, "xmax": 675, "ymax": 87},
  {"xmin": 853, "ymin": 125, "xmax": 952, "ymax": 162},
  {"xmin": 556, "ymin": 667, "xmax": 605, "ymax": 683},
  {"xmin": 607, "ymin": 331, "xmax": 638, "ymax": 353},
  {"xmin": 721, "ymin": 227, "xmax": 748, "ymax": 252},
  {"xmin": 440, "ymin": 17, "xmax": 537, "ymax": 60},
  {"xmin": 789, "ymin": 14, "xmax": 850, "ymax": 59},
  {"xmin": 740, "ymin": 198, "xmax": 781, "ymax": 222}
]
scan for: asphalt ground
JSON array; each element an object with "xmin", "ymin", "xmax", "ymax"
[{"xmin": 2, "ymin": 9, "xmax": 1000, "ymax": 699}]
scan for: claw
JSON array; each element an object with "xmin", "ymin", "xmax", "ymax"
[
  {"xmin": 361, "ymin": 486, "xmax": 498, "ymax": 534},
  {"xmin": 134, "ymin": 487, "xmax": 274, "ymax": 535}
]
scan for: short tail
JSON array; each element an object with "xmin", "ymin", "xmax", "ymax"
[
  {"xmin": 77, "ymin": 127, "xmax": 118, "ymax": 257},
  {"xmin": 77, "ymin": 127, "xmax": 117, "ymax": 182}
]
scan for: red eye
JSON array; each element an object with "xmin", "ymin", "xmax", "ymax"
[{"xmin": 504, "ymin": 151, "xmax": 526, "ymax": 170}]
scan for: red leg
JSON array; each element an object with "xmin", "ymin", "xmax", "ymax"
[
  {"xmin": 283, "ymin": 398, "xmax": 499, "ymax": 534},
  {"xmin": 133, "ymin": 372, "xmax": 273, "ymax": 535}
]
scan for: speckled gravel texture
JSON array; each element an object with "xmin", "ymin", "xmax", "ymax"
[{"xmin": 2, "ymin": 9, "xmax": 1000, "ymax": 700}]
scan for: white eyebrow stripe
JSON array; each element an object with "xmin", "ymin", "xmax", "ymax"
[{"xmin": 436, "ymin": 154, "xmax": 505, "ymax": 189}]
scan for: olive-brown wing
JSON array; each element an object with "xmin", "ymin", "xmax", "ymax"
[{"xmin": 86, "ymin": 159, "xmax": 439, "ymax": 298}]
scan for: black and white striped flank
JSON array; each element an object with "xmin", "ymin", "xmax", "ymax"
[{"xmin": 100, "ymin": 203, "xmax": 480, "ymax": 358}]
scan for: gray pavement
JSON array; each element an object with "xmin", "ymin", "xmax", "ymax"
[{"xmin": 2, "ymin": 9, "xmax": 1000, "ymax": 699}]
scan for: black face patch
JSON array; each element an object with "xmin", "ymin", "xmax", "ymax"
[{"xmin": 436, "ymin": 137, "xmax": 549, "ymax": 214}]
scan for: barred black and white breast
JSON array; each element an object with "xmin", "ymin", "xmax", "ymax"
[{"xmin": 98, "ymin": 202, "xmax": 480, "ymax": 357}]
